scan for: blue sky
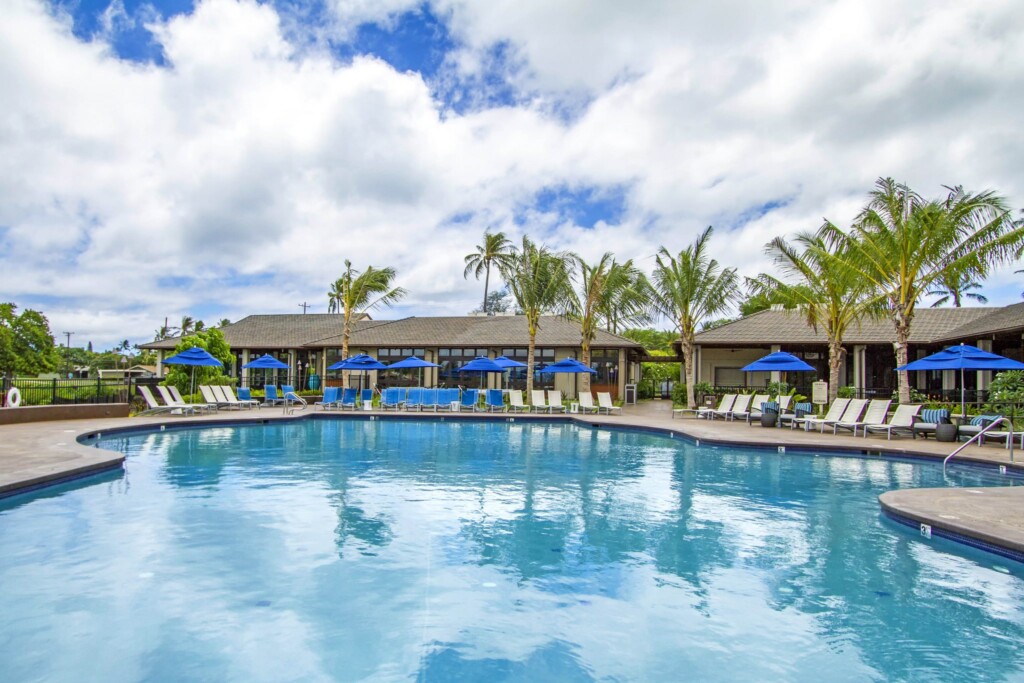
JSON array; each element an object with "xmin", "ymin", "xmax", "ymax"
[{"xmin": 3, "ymin": 0, "xmax": 1023, "ymax": 348}]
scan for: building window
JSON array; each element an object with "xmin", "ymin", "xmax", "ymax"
[
  {"xmin": 438, "ymin": 348, "xmax": 490, "ymax": 385},
  {"xmin": 590, "ymin": 349, "xmax": 618, "ymax": 386}
]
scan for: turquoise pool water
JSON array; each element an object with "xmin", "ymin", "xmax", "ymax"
[{"xmin": 2, "ymin": 419, "xmax": 1024, "ymax": 682}]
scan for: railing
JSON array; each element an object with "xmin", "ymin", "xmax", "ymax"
[
  {"xmin": 943, "ymin": 417, "xmax": 1015, "ymax": 471},
  {"xmin": 2, "ymin": 376, "xmax": 140, "ymax": 406},
  {"xmin": 283, "ymin": 391, "xmax": 307, "ymax": 415}
]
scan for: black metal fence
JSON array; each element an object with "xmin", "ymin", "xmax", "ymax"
[{"xmin": 1, "ymin": 376, "xmax": 151, "ymax": 407}]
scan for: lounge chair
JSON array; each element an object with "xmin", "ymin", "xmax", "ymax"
[
  {"xmin": 315, "ymin": 386, "xmax": 340, "ymax": 410},
  {"xmin": 578, "ymin": 392, "xmax": 598, "ymax": 414},
  {"xmin": 697, "ymin": 394, "xmax": 735, "ymax": 420},
  {"xmin": 912, "ymin": 408, "xmax": 950, "ymax": 439},
  {"xmin": 776, "ymin": 395, "xmax": 793, "ymax": 414},
  {"xmin": 236, "ymin": 387, "xmax": 261, "ymax": 409},
  {"xmin": 795, "ymin": 398, "xmax": 850, "ymax": 432},
  {"xmin": 597, "ymin": 392, "xmax": 621, "ymax": 415},
  {"xmin": 405, "ymin": 388, "xmax": 423, "ymax": 411},
  {"xmin": 823, "ymin": 398, "xmax": 868, "ymax": 433},
  {"xmin": 547, "ymin": 390, "xmax": 566, "ymax": 413},
  {"xmin": 439, "ymin": 388, "xmax": 461, "ymax": 410},
  {"xmin": 380, "ymin": 387, "xmax": 405, "ymax": 410},
  {"xmin": 138, "ymin": 385, "xmax": 194, "ymax": 416},
  {"xmin": 485, "ymin": 389, "xmax": 505, "ymax": 412},
  {"xmin": 779, "ymin": 402, "xmax": 813, "ymax": 429},
  {"xmin": 957, "ymin": 414, "xmax": 1004, "ymax": 445},
  {"xmin": 263, "ymin": 385, "xmax": 286, "ymax": 407},
  {"xmin": 199, "ymin": 384, "xmax": 229, "ymax": 410},
  {"xmin": 508, "ymin": 390, "xmax": 528, "ymax": 413},
  {"xmin": 833, "ymin": 399, "xmax": 890, "ymax": 436},
  {"xmin": 223, "ymin": 386, "xmax": 259, "ymax": 409},
  {"xmin": 720, "ymin": 394, "xmax": 751, "ymax": 421},
  {"xmin": 736, "ymin": 394, "xmax": 769, "ymax": 424},
  {"xmin": 863, "ymin": 404, "xmax": 921, "ymax": 439},
  {"xmin": 215, "ymin": 385, "xmax": 254, "ymax": 410},
  {"xmin": 420, "ymin": 388, "xmax": 439, "ymax": 412},
  {"xmin": 974, "ymin": 417, "xmax": 1021, "ymax": 449},
  {"xmin": 531, "ymin": 390, "xmax": 550, "ymax": 413},
  {"xmin": 339, "ymin": 388, "xmax": 358, "ymax": 410},
  {"xmin": 360, "ymin": 389, "xmax": 374, "ymax": 409},
  {"xmin": 168, "ymin": 385, "xmax": 214, "ymax": 413},
  {"xmin": 458, "ymin": 389, "xmax": 479, "ymax": 411}
]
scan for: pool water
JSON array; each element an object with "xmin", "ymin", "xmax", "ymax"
[{"xmin": 2, "ymin": 419, "xmax": 1024, "ymax": 682}]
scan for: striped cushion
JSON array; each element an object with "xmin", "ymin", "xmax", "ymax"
[
  {"xmin": 761, "ymin": 401, "xmax": 780, "ymax": 413},
  {"xmin": 920, "ymin": 409, "xmax": 949, "ymax": 424},
  {"xmin": 970, "ymin": 414, "xmax": 1001, "ymax": 426}
]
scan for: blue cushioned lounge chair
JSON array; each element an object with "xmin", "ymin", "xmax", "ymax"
[
  {"xmin": 263, "ymin": 385, "xmax": 285, "ymax": 407},
  {"xmin": 339, "ymin": 388, "xmax": 358, "ymax": 410},
  {"xmin": 485, "ymin": 389, "xmax": 505, "ymax": 412},
  {"xmin": 315, "ymin": 386, "xmax": 339, "ymax": 410}
]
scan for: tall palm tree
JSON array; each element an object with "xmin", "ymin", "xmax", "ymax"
[
  {"xmin": 217, "ymin": 318, "xmax": 231, "ymax": 328},
  {"xmin": 927, "ymin": 266, "xmax": 988, "ymax": 307},
  {"xmin": 499, "ymin": 237, "xmax": 575, "ymax": 396},
  {"xmin": 464, "ymin": 231, "xmax": 514, "ymax": 314},
  {"xmin": 327, "ymin": 260, "xmax": 407, "ymax": 386},
  {"xmin": 826, "ymin": 177, "xmax": 1020, "ymax": 403},
  {"xmin": 179, "ymin": 315, "xmax": 195, "ymax": 337},
  {"xmin": 573, "ymin": 253, "xmax": 651, "ymax": 393},
  {"xmin": 650, "ymin": 227, "xmax": 739, "ymax": 409},
  {"xmin": 747, "ymin": 228, "xmax": 876, "ymax": 403}
]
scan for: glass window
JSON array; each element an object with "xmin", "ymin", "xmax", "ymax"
[{"xmin": 590, "ymin": 348, "xmax": 618, "ymax": 386}]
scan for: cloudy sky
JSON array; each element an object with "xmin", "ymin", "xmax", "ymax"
[{"xmin": 3, "ymin": 0, "xmax": 1023, "ymax": 349}]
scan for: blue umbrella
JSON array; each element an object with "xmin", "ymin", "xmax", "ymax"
[
  {"xmin": 385, "ymin": 355, "xmax": 439, "ymax": 387},
  {"xmin": 163, "ymin": 346, "xmax": 224, "ymax": 397},
  {"xmin": 493, "ymin": 355, "xmax": 528, "ymax": 389},
  {"xmin": 741, "ymin": 351, "xmax": 815, "ymax": 373},
  {"xmin": 456, "ymin": 356, "xmax": 505, "ymax": 388},
  {"xmin": 242, "ymin": 354, "xmax": 289, "ymax": 389},
  {"xmin": 897, "ymin": 343, "xmax": 1024, "ymax": 415},
  {"xmin": 539, "ymin": 357, "xmax": 597, "ymax": 374},
  {"xmin": 328, "ymin": 354, "xmax": 388, "ymax": 390}
]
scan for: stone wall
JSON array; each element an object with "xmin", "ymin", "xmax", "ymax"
[{"xmin": 0, "ymin": 403, "xmax": 130, "ymax": 425}]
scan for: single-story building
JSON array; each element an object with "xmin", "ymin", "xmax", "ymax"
[
  {"xmin": 691, "ymin": 302, "xmax": 1024, "ymax": 400},
  {"xmin": 141, "ymin": 314, "xmax": 644, "ymax": 399}
]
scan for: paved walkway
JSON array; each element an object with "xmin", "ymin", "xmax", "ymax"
[{"xmin": 2, "ymin": 400, "xmax": 1022, "ymax": 560}]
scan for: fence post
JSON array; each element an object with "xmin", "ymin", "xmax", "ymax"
[{"xmin": 51, "ymin": 378, "xmax": 57, "ymax": 405}]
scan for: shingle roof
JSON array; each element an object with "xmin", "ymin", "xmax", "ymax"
[
  {"xmin": 693, "ymin": 307, "xmax": 996, "ymax": 346},
  {"xmin": 938, "ymin": 302, "xmax": 1024, "ymax": 341},
  {"xmin": 141, "ymin": 314, "xmax": 641, "ymax": 351}
]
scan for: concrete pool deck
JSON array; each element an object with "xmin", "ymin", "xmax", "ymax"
[{"xmin": 2, "ymin": 400, "xmax": 1022, "ymax": 561}]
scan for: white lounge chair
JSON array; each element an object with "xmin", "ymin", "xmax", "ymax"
[
  {"xmin": 578, "ymin": 392, "xmax": 598, "ymax": 414},
  {"xmin": 795, "ymin": 398, "xmax": 850, "ymax": 432},
  {"xmin": 508, "ymin": 390, "xmax": 529, "ymax": 413},
  {"xmin": 863, "ymin": 404, "xmax": 921, "ymax": 439},
  {"xmin": 138, "ymin": 385, "xmax": 194, "ymax": 416},
  {"xmin": 735, "ymin": 394, "xmax": 769, "ymax": 423},
  {"xmin": 200, "ymin": 385, "xmax": 228, "ymax": 410},
  {"xmin": 531, "ymin": 390, "xmax": 550, "ymax": 413},
  {"xmin": 168, "ymin": 385, "xmax": 213, "ymax": 413},
  {"xmin": 223, "ymin": 385, "xmax": 259, "ymax": 409},
  {"xmin": 547, "ymin": 390, "xmax": 566, "ymax": 413},
  {"xmin": 698, "ymin": 394, "xmax": 735, "ymax": 420},
  {"xmin": 833, "ymin": 399, "xmax": 890, "ymax": 436},
  {"xmin": 597, "ymin": 392, "xmax": 621, "ymax": 414},
  {"xmin": 824, "ymin": 398, "xmax": 868, "ymax": 434}
]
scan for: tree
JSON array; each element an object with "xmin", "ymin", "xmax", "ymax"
[
  {"xmin": 163, "ymin": 328, "xmax": 233, "ymax": 396},
  {"xmin": 827, "ymin": 178, "xmax": 1022, "ymax": 403},
  {"xmin": 471, "ymin": 288, "xmax": 512, "ymax": 315},
  {"xmin": 748, "ymin": 228, "xmax": 875, "ymax": 403},
  {"xmin": 738, "ymin": 285, "xmax": 813, "ymax": 317},
  {"xmin": 179, "ymin": 315, "xmax": 195, "ymax": 337},
  {"xmin": 0, "ymin": 303, "xmax": 59, "ymax": 379},
  {"xmin": 464, "ymin": 231, "xmax": 514, "ymax": 314},
  {"xmin": 927, "ymin": 266, "xmax": 988, "ymax": 307},
  {"xmin": 499, "ymin": 237, "xmax": 575, "ymax": 396},
  {"xmin": 650, "ymin": 227, "xmax": 740, "ymax": 409},
  {"xmin": 217, "ymin": 318, "xmax": 231, "ymax": 328},
  {"xmin": 619, "ymin": 328, "xmax": 677, "ymax": 353},
  {"xmin": 327, "ymin": 261, "xmax": 407, "ymax": 386},
  {"xmin": 572, "ymin": 253, "xmax": 651, "ymax": 393}
]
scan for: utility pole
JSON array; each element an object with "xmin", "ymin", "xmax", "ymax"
[
  {"xmin": 62, "ymin": 331, "xmax": 74, "ymax": 377},
  {"xmin": 299, "ymin": 302, "xmax": 311, "ymax": 314}
]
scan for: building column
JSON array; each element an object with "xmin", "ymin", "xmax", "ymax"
[
  {"xmin": 241, "ymin": 349, "xmax": 250, "ymax": 387},
  {"xmin": 288, "ymin": 350, "xmax": 296, "ymax": 387},
  {"xmin": 156, "ymin": 350, "xmax": 165, "ymax": 377},
  {"xmin": 618, "ymin": 348, "xmax": 627, "ymax": 399},
  {"xmin": 770, "ymin": 344, "xmax": 782, "ymax": 384},
  {"xmin": 853, "ymin": 345, "xmax": 866, "ymax": 396},
  {"xmin": 694, "ymin": 345, "xmax": 702, "ymax": 383},
  {"xmin": 977, "ymin": 339, "xmax": 993, "ymax": 392}
]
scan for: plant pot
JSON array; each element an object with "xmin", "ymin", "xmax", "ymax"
[
  {"xmin": 935, "ymin": 423, "xmax": 958, "ymax": 442},
  {"xmin": 761, "ymin": 412, "xmax": 778, "ymax": 428}
]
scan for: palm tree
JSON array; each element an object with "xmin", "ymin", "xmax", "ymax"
[
  {"xmin": 217, "ymin": 318, "xmax": 231, "ymax": 328},
  {"xmin": 179, "ymin": 315, "xmax": 195, "ymax": 337},
  {"xmin": 827, "ymin": 178, "xmax": 1021, "ymax": 403},
  {"xmin": 464, "ymin": 231, "xmax": 514, "ymax": 314},
  {"xmin": 499, "ymin": 237, "xmax": 575, "ymax": 396},
  {"xmin": 927, "ymin": 267, "xmax": 988, "ymax": 307},
  {"xmin": 650, "ymin": 227, "xmax": 740, "ymax": 409},
  {"xmin": 573, "ymin": 253, "xmax": 651, "ymax": 393},
  {"xmin": 327, "ymin": 260, "xmax": 407, "ymax": 386},
  {"xmin": 747, "ymin": 228, "xmax": 876, "ymax": 403}
]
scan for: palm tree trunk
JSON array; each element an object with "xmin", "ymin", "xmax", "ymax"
[
  {"xmin": 680, "ymin": 329, "xmax": 695, "ymax": 409},
  {"xmin": 342, "ymin": 310, "xmax": 351, "ymax": 389},
  {"xmin": 893, "ymin": 313, "xmax": 911, "ymax": 404},
  {"xmin": 828, "ymin": 338, "xmax": 844, "ymax": 403},
  {"xmin": 580, "ymin": 341, "xmax": 591, "ymax": 394},
  {"xmin": 526, "ymin": 326, "xmax": 536, "ymax": 397},
  {"xmin": 482, "ymin": 265, "xmax": 491, "ymax": 314}
]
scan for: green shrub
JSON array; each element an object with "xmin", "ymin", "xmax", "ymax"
[{"xmin": 837, "ymin": 385, "xmax": 858, "ymax": 399}]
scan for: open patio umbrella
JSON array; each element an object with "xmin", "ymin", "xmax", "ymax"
[
  {"xmin": 741, "ymin": 351, "xmax": 815, "ymax": 373},
  {"xmin": 493, "ymin": 355, "xmax": 528, "ymax": 389},
  {"xmin": 242, "ymin": 354, "xmax": 288, "ymax": 389},
  {"xmin": 539, "ymin": 357, "xmax": 598, "ymax": 397},
  {"xmin": 385, "ymin": 355, "xmax": 439, "ymax": 387},
  {"xmin": 163, "ymin": 346, "xmax": 224, "ymax": 398},
  {"xmin": 328, "ymin": 354, "xmax": 388, "ymax": 390},
  {"xmin": 897, "ymin": 343, "xmax": 1024, "ymax": 416},
  {"xmin": 456, "ymin": 356, "xmax": 505, "ymax": 388}
]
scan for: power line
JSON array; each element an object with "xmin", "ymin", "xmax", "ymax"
[
  {"xmin": 299, "ymin": 302, "xmax": 312, "ymax": 313},
  {"xmin": 62, "ymin": 331, "xmax": 74, "ymax": 376}
]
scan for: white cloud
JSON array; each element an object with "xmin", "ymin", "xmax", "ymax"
[{"xmin": 1, "ymin": 0, "xmax": 1023, "ymax": 348}]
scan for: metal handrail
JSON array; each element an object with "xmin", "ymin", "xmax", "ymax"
[
  {"xmin": 283, "ymin": 391, "xmax": 307, "ymax": 415},
  {"xmin": 943, "ymin": 417, "xmax": 1014, "ymax": 471}
]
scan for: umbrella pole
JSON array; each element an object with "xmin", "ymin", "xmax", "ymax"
[{"xmin": 961, "ymin": 367, "xmax": 966, "ymax": 418}]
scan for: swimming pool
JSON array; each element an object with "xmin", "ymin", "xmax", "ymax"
[{"xmin": 2, "ymin": 418, "xmax": 1023, "ymax": 682}]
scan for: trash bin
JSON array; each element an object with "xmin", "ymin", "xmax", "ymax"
[{"xmin": 625, "ymin": 384, "xmax": 637, "ymax": 405}]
